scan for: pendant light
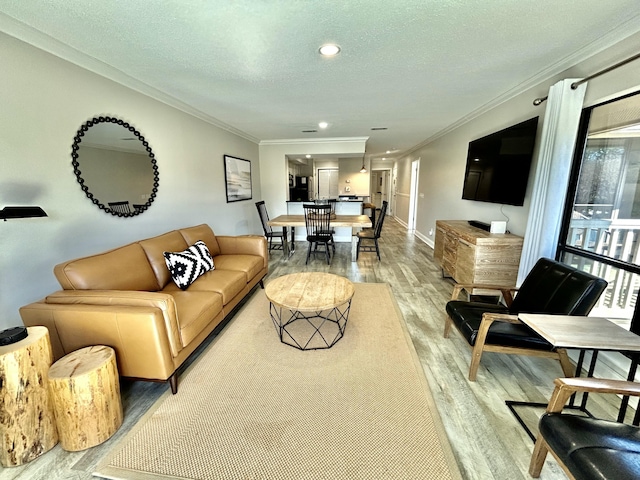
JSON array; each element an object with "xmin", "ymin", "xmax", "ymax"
[{"xmin": 360, "ymin": 157, "xmax": 367, "ymax": 173}]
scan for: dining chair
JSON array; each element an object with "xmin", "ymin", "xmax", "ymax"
[
  {"xmin": 255, "ymin": 201, "xmax": 287, "ymax": 255},
  {"xmin": 356, "ymin": 200, "xmax": 387, "ymax": 261},
  {"xmin": 107, "ymin": 201, "xmax": 132, "ymax": 214},
  {"xmin": 303, "ymin": 203, "xmax": 332, "ymax": 264},
  {"xmin": 314, "ymin": 199, "xmax": 337, "ymax": 252},
  {"xmin": 362, "ymin": 202, "xmax": 376, "ymax": 227}
]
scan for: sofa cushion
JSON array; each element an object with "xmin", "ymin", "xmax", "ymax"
[
  {"xmin": 163, "ymin": 241, "xmax": 215, "ymax": 290},
  {"xmin": 54, "ymin": 243, "xmax": 160, "ymax": 291},
  {"xmin": 179, "ymin": 224, "xmax": 221, "ymax": 257},
  {"xmin": 164, "ymin": 269, "xmax": 246, "ymax": 305},
  {"xmin": 213, "ymin": 254, "xmax": 264, "ymax": 283},
  {"xmin": 166, "ymin": 290, "xmax": 224, "ymax": 348},
  {"xmin": 140, "ymin": 231, "xmax": 189, "ymax": 288}
]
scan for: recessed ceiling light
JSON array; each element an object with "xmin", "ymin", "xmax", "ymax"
[
  {"xmin": 319, "ymin": 44, "xmax": 341, "ymax": 56},
  {"xmin": 382, "ymin": 157, "xmax": 387, "ymax": 160},
  {"xmin": 386, "ymin": 150, "xmax": 391, "ymax": 154},
  {"xmin": 306, "ymin": 154, "xmax": 311, "ymax": 159},
  {"xmin": 318, "ymin": 122, "xmax": 328, "ymax": 129}
]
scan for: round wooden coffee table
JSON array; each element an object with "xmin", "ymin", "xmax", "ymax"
[{"xmin": 265, "ymin": 272, "xmax": 355, "ymax": 350}]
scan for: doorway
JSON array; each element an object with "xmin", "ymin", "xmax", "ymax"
[
  {"xmin": 408, "ymin": 159, "xmax": 420, "ymax": 231},
  {"xmin": 371, "ymin": 169, "xmax": 392, "ymax": 212}
]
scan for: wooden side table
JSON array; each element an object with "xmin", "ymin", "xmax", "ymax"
[
  {"xmin": 48, "ymin": 345, "xmax": 123, "ymax": 451},
  {"xmin": 0, "ymin": 326, "xmax": 58, "ymax": 467}
]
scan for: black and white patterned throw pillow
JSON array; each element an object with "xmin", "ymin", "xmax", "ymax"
[{"xmin": 163, "ymin": 240, "xmax": 215, "ymax": 290}]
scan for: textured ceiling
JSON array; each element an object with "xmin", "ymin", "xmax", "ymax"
[{"xmin": 2, "ymin": 0, "xmax": 640, "ymax": 160}]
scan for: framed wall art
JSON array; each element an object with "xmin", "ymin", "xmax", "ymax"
[{"xmin": 223, "ymin": 155, "xmax": 252, "ymax": 203}]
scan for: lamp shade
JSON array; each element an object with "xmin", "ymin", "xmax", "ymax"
[{"xmin": 0, "ymin": 206, "xmax": 48, "ymax": 221}]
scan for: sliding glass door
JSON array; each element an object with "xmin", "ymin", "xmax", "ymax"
[{"xmin": 558, "ymin": 91, "xmax": 640, "ymax": 325}]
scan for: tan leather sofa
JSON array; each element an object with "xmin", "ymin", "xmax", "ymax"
[{"xmin": 20, "ymin": 224, "xmax": 268, "ymax": 394}]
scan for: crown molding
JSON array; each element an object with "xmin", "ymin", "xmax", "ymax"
[
  {"xmin": 0, "ymin": 13, "xmax": 259, "ymax": 144},
  {"xmin": 259, "ymin": 137, "xmax": 369, "ymax": 146},
  {"xmin": 402, "ymin": 16, "xmax": 640, "ymax": 158}
]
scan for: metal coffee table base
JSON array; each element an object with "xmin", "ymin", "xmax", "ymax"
[{"xmin": 269, "ymin": 300, "xmax": 351, "ymax": 350}]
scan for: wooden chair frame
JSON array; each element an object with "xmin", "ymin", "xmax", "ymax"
[
  {"xmin": 443, "ymin": 283, "xmax": 574, "ymax": 381},
  {"xmin": 529, "ymin": 377, "xmax": 640, "ymax": 478}
]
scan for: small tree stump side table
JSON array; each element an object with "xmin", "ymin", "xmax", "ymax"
[
  {"xmin": 48, "ymin": 345, "xmax": 123, "ymax": 451},
  {"xmin": 0, "ymin": 326, "xmax": 59, "ymax": 467}
]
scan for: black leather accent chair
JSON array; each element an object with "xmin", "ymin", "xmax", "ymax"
[
  {"xmin": 444, "ymin": 257, "xmax": 608, "ymax": 381},
  {"xmin": 530, "ymin": 377, "xmax": 640, "ymax": 479}
]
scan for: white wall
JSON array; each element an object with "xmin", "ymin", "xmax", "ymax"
[
  {"xmin": 394, "ymin": 155, "xmax": 413, "ymax": 225},
  {"xmin": 0, "ymin": 33, "xmax": 259, "ymax": 329},
  {"xmin": 394, "ymin": 31, "xmax": 640, "ymax": 247},
  {"xmin": 337, "ymin": 158, "xmax": 370, "ymax": 197},
  {"xmin": 259, "ymin": 138, "xmax": 367, "ymax": 217}
]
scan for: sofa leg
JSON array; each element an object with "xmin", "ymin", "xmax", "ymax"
[
  {"xmin": 259, "ymin": 279, "xmax": 265, "ymax": 289},
  {"xmin": 169, "ymin": 374, "xmax": 178, "ymax": 394}
]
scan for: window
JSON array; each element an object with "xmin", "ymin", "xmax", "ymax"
[{"xmin": 558, "ymin": 91, "xmax": 640, "ymax": 324}]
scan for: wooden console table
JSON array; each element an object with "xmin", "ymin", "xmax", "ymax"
[{"xmin": 434, "ymin": 220, "xmax": 523, "ymax": 288}]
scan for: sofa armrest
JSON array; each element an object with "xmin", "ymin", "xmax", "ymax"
[
  {"xmin": 20, "ymin": 300, "xmax": 176, "ymax": 380},
  {"xmin": 44, "ymin": 290, "xmax": 182, "ymax": 358},
  {"xmin": 216, "ymin": 235, "xmax": 268, "ymax": 266}
]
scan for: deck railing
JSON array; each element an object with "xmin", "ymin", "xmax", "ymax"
[{"xmin": 564, "ymin": 208, "xmax": 640, "ymax": 319}]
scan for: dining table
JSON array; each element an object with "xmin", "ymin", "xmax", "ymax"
[{"xmin": 268, "ymin": 214, "xmax": 372, "ymax": 261}]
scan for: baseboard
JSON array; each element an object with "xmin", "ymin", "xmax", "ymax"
[
  {"xmin": 414, "ymin": 230, "xmax": 433, "ymax": 249},
  {"xmin": 394, "ymin": 216, "xmax": 408, "ymax": 229},
  {"xmin": 393, "ymin": 216, "xmax": 434, "ymax": 249}
]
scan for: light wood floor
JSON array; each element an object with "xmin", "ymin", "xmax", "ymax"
[{"xmin": 1, "ymin": 217, "xmax": 627, "ymax": 479}]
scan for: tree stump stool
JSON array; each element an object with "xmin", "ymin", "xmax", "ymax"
[
  {"xmin": 48, "ymin": 345, "xmax": 123, "ymax": 451},
  {"xmin": 0, "ymin": 326, "xmax": 58, "ymax": 467}
]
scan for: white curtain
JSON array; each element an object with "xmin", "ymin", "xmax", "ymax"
[{"xmin": 517, "ymin": 79, "xmax": 588, "ymax": 283}]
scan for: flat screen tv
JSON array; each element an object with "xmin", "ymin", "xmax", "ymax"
[{"xmin": 461, "ymin": 117, "xmax": 539, "ymax": 206}]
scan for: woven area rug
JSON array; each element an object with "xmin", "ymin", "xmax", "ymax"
[{"xmin": 94, "ymin": 282, "xmax": 461, "ymax": 480}]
